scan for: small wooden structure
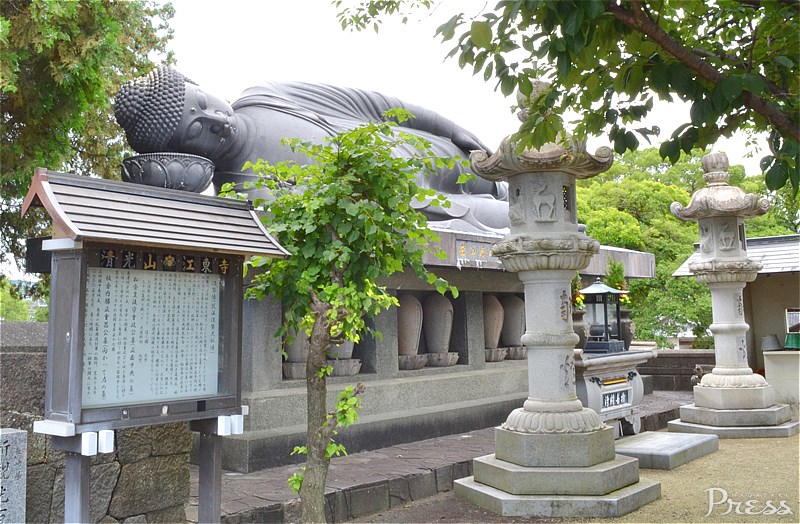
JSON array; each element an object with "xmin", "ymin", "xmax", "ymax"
[{"xmin": 23, "ymin": 168, "xmax": 287, "ymax": 523}]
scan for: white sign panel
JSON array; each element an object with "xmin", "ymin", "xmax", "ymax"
[{"xmin": 82, "ymin": 268, "xmax": 220, "ymax": 408}]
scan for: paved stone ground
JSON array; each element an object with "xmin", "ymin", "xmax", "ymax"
[
  {"xmin": 351, "ymin": 434, "xmax": 799, "ymax": 523},
  {"xmin": 187, "ymin": 391, "xmax": 694, "ymax": 523}
]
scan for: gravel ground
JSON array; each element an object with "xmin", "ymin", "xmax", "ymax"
[{"xmin": 351, "ymin": 433, "xmax": 799, "ymax": 524}]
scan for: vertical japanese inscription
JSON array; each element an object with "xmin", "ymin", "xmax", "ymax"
[{"xmin": 82, "ymin": 266, "xmax": 220, "ymax": 407}]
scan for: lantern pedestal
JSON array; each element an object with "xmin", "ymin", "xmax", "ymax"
[
  {"xmin": 454, "ymin": 98, "xmax": 660, "ymax": 517},
  {"xmin": 668, "ymin": 153, "xmax": 799, "ymax": 438}
]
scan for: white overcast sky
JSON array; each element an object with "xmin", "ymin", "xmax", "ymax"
[
  {"xmin": 0, "ymin": 0, "xmax": 771, "ymax": 280},
  {"xmin": 165, "ymin": 0, "xmax": 766, "ymax": 174}
]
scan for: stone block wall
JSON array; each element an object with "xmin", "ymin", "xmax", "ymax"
[
  {"xmin": 637, "ymin": 349, "xmax": 715, "ymax": 391},
  {"xmin": 1, "ymin": 322, "xmax": 192, "ymax": 523}
]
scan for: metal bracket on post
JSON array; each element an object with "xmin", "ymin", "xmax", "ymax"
[{"xmin": 189, "ymin": 407, "xmax": 248, "ymax": 523}]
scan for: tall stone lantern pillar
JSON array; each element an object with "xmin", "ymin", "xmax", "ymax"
[
  {"xmin": 454, "ymin": 89, "xmax": 660, "ymax": 517},
  {"xmin": 668, "ymin": 152, "xmax": 799, "ymax": 438}
]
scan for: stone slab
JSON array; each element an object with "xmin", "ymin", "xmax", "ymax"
[
  {"xmin": 495, "ymin": 426, "xmax": 615, "ymax": 468},
  {"xmin": 694, "ymin": 385, "xmax": 776, "ymax": 410},
  {"xmin": 0, "ymin": 428, "xmax": 27, "ymax": 524},
  {"xmin": 668, "ymin": 419, "xmax": 800, "ymax": 438},
  {"xmin": 615, "ymin": 431, "xmax": 718, "ymax": 469},
  {"xmin": 641, "ymin": 374, "xmax": 653, "ymax": 395},
  {"xmin": 454, "ymin": 476, "xmax": 660, "ymax": 518},
  {"xmin": 472, "ymin": 453, "xmax": 640, "ymax": 495},
  {"xmin": 679, "ymin": 403, "xmax": 791, "ymax": 427}
]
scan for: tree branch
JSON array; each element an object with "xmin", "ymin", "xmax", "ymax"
[
  {"xmin": 318, "ymin": 382, "xmax": 366, "ymax": 442},
  {"xmin": 605, "ymin": 0, "xmax": 800, "ymax": 142},
  {"xmin": 733, "ymin": 0, "xmax": 800, "ymax": 9}
]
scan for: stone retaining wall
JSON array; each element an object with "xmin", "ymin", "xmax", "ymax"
[
  {"xmin": 0, "ymin": 321, "xmax": 191, "ymax": 523},
  {"xmin": 638, "ymin": 349, "xmax": 716, "ymax": 391}
]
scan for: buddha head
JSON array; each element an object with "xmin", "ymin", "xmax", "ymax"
[{"xmin": 115, "ymin": 65, "xmax": 235, "ymax": 159}]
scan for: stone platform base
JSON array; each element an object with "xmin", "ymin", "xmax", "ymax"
[
  {"xmin": 679, "ymin": 403, "xmax": 791, "ymax": 427},
  {"xmin": 668, "ymin": 418, "xmax": 800, "ymax": 438},
  {"xmin": 694, "ymin": 384, "xmax": 775, "ymax": 410},
  {"xmin": 615, "ymin": 431, "xmax": 718, "ymax": 469},
  {"xmin": 472, "ymin": 453, "xmax": 639, "ymax": 495},
  {"xmin": 454, "ymin": 476, "xmax": 661, "ymax": 518}
]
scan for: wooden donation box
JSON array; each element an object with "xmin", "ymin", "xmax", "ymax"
[{"xmin": 23, "ymin": 169, "xmax": 287, "ymax": 438}]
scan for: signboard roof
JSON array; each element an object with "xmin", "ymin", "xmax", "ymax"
[{"xmin": 22, "ymin": 169, "xmax": 288, "ymax": 258}]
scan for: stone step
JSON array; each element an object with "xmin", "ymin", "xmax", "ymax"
[
  {"xmin": 668, "ymin": 418, "xmax": 800, "ymax": 438},
  {"xmin": 679, "ymin": 403, "xmax": 791, "ymax": 427},
  {"xmin": 454, "ymin": 475, "xmax": 661, "ymax": 518},
  {"xmin": 472, "ymin": 453, "xmax": 640, "ymax": 495},
  {"xmin": 614, "ymin": 431, "xmax": 718, "ymax": 469}
]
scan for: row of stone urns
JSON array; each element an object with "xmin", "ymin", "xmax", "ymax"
[{"xmin": 283, "ymin": 293, "xmax": 526, "ymax": 364}]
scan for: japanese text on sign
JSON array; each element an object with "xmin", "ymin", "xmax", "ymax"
[
  {"xmin": 601, "ymin": 389, "xmax": 631, "ymax": 411},
  {"xmin": 82, "ymin": 268, "xmax": 220, "ymax": 408}
]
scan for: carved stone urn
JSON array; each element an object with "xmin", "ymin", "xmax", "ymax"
[
  {"xmin": 618, "ymin": 309, "xmax": 635, "ymax": 350},
  {"xmin": 397, "ymin": 293, "xmax": 428, "ymax": 370},
  {"xmin": 500, "ymin": 295, "xmax": 526, "ymax": 359},
  {"xmin": 283, "ymin": 329, "xmax": 309, "ymax": 380},
  {"xmin": 483, "ymin": 294, "xmax": 504, "ymax": 349},
  {"xmin": 422, "ymin": 293, "xmax": 458, "ymax": 367},
  {"xmin": 422, "ymin": 293, "xmax": 453, "ymax": 353},
  {"xmin": 572, "ymin": 309, "xmax": 589, "ymax": 350},
  {"xmin": 484, "ymin": 294, "xmax": 507, "ymax": 362}
]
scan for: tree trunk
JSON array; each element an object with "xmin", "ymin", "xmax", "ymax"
[{"xmin": 300, "ymin": 311, "xmax": 332, "ymax": 523}]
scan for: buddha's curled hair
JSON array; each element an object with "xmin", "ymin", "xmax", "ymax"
[{"xmin": 114, "ymin": 66, "xmax": 195, "ymax": 153}]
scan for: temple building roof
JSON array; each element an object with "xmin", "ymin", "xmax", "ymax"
[{"xmin": 674, "ymin": 235, "xmax": 800, "ymax": 276}]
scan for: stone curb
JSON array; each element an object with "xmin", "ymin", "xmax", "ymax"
[
  {"xmin": 214, "ymin": 460, "xmax": 474, "ymax": 524},
  {"xmin": 188, "ymin": 391, "xmax": 692, "ymax": 523}
]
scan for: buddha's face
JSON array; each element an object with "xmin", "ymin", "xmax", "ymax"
[{"xmin": 167, "ymin": 83, "xmax": 236, "ymax": 159}]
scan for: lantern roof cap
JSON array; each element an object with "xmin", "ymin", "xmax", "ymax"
[
  {"xmin": 670, "ymin": 152, "xmax": 769, "ymax": 221},
  {"xmin": 579, "ymin": 278, "xmax": 624, "ymax": 295}
]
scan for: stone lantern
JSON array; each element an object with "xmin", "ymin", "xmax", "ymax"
[
  {"xmin": 454, "ymin": 86, "xmax": 660, "ymax": 517},
  {"xmin": 579, "ymin": 278, "xmax": 625, "ymax": 353},
  {"xmin": 668, "ymin": 152, "xmax": 798, "ymax": 437}
]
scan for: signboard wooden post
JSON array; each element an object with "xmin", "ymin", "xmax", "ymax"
[{"xmin": 22, "ymin": 170, "xmax": 287, "ymax": 523}]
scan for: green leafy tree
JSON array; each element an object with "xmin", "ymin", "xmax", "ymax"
[
  {"xmin": 337, "ymin": 0, "xmax": 800, "ymax": 194},
  {"xmin": 1, "ymin": 0, "xmax": 174, "ymax": 268},
  {"xmin": 579, "ymin": 146, "xmax": 793, "ymax": 347},
  {"xmin": 32, "ymin": 304, "xmax": 49, "ymax": 322},
  {"xmin": 0, "ymin": 279, "xmax": 29, "ymax": 321},
  {"xmin": 740, "ymin": 176, "xmax": 800, "ymax": 235},
  {"xmin": 604, "ymin": 258, "xmax": 631, "ymax": 307},
  {"xmin": 580, "ymin": 205, "xmax": 645, "ymax": 251},
  {"xmin": 228, "ymin": 109, "xmax": 458, "ymax": 523},
  {"xmin": 574, "ymin": 149, "xmax": 704, "ymax": 346},
  {"xmin": 629, "ymin": 260, "xmax": 713, "ymax": 348}
]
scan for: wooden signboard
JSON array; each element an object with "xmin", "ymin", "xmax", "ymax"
[{"xmin": 22, "ymin": 169, "xmax": 288, "ymax": 522}]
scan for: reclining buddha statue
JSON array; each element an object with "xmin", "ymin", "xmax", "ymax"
[{"xmin": 114, "ymin": 65, "xmax": 510, "ymax": 231}]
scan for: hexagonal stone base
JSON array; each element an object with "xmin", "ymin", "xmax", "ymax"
[
  {"xmin": 472, "ymin": 453, "xmax": 640, "ymax": 495},
  {"xmin": 454, "ymin": 476, "xmax": 661, "ymax": 518},
  {"xmin": 694, "ymin": 385, "xmax": 775, "ymax": 410},
  {"xmin": 679, "ymin": 403, "xmax": 791, "ymax": 427},
  {"xmin": 668, "ymin": 418, "xmax": 800, "ymax": 438},
  {"xmin": 495, "ymin": 426, "xmax": 615, "ymax": 467}
]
